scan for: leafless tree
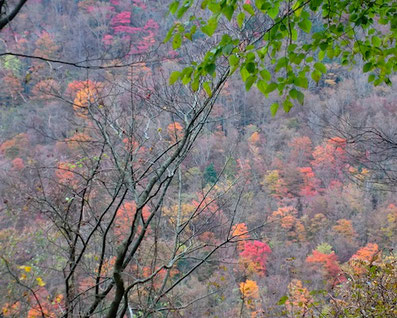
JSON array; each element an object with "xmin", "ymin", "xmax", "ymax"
[{"xmin": 0, "ymin": 58, "xmax": 263, "ymax": 318}]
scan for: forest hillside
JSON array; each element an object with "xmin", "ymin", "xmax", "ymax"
[{"xmin": 0, "ymin": 0, "xmax": 396, "ymax": 317}]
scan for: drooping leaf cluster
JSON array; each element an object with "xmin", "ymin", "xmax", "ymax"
[{"xmin": 166, "ymin": 0, "xmax": 397, "ymax": 114}]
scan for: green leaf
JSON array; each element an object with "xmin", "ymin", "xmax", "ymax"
[
  {"xmin": 205, "ymin": 63, "xmax": 216, "ymax": 75},
  {"xmin": 283, "ymin": 98, "xmax": 293, "ymax": 112},
  {"xmin": 176, "ymin": 1, "xmax": 190, "ymax": 18},
  {"xmin": 372, "ymin": 36, "xmax": 381, "ymax": 47},
  {"xmin": 298, "ymin": 18, "xmax": 312, "ymax": 33},
  {"xmin": 260, "ymin": 69, "xmax": 271, "ymax": 81},
  {"xmin": 296, "ymin": 90, "xmax": 304, "ymax": 105},
  {"xmin": 243, "ymin": 3, "xmax": 255, "ymax": 16},
  {"xmin": 164, "ymin": 25, "xmax": 176, "ymax": 43},
  {"xmin": 172, "ymin": 33, "xmax": 182, "ymax": 49},
  {"xmin": 169, "ymin": 71, "xmax": 181, "ymax": 85},
  {"xmin": 169, "ymin": 1, "xmax": 179, "ymax": 14},
  {"xmin": 270, "ymin": 102, "xmax": 279, "ymax": 116},
  {"xmin": 294, "ymin": 77, "xmax": 308, "ymax": 89},
  {"xmin": 185, "ymin": 24, "xmax": 197, "ymax": 41},
  {"xmin": 222, "ymin": 5, "xmax": 234, "ymax": 20},
  {"xmin": 219, "ymin": 34, "xmax": 232, "ymax": 46},
  {"xmin": 245, "ymin": 75, "xmax": 257, "ymax": 91},
  {"xmin": 237, "ymin": 12, "xmax": 245, "ymax": 28},
  {"xmin": 201, "ymin": 16, "xmax": 218, "ymax": 36},
  {"xmin": 268, "ymin": 6, "xmax": 279, "ymax": 19},
  {"xmin": 182, "ymin": 70, "xmax": 192, "ymax": 84},
  {"xmin": 246, "ymin": 62, "xmax": 256, "ymax": 73},
  {"xmin": 255, "ymin": 0, "xmax": 265, "ymax": 10},
  {"xmin": 257, "ymin": 80, "xmax": 268, "ymax": 95},
  {"xmin": 289, "ymin": 88, "xmax": 298, "ymax": 99},
  {"xmin": 203, "ymin": 82, "xmax": 212, "ymax": 96},
  {"xmin": 311, "ymin": 70, "xmax": 321, "ymax": 82},
  {"xmin": 309, "ymin": 0, "xmax": 322, "ymax": 11},
  {"xmin": 327, "ymin": 47, "xmax": 334, "ymax": 59},
  {"xmin": 222, "ymin": 43, "xmax": 234, "ymax": 55},
  {"xmin": 368, "ymin": 74, "xmax": 375, "ymax": 82},
  {"xmin": 185, "ymin": 33, "xmax": 192, "ymax": 41},
  {"xmin": 319, "ymin": 41, "xmax": 329, "ymax": 51},
  {"xmin": 240, "ymin": 67, "xmax": 250, "ymax": 82},
  {"xmin": 191, "ymin": 78, "xmax": 199, "ymax": 91},
  {"xmin": 363, "ymin": 62, "xmax": 373, "ymax": 73},
  {"xmin": 275, "ymin": 57, "xmax": 288, "ymax": 71},
  {"xmin": 291, "ymin": 29, "xmax": 298, "ymax": 41},
  {"xmin": 246, "ymin": 52, "xmax": 255, "ymax": 61},
  {"xmin": 207, "ymin": 2, "xmax": 220, "ymax": 13},
  {"xmin": 264, "ymin": 82, "xmax": 278, "ymax": 94},
  {"xmin": 314, "ymin": 62, "xmax": 327, "ymax": 74},
  {"xmin": 290, "ymin": 88, "xmax": 304, "ymax": 104},
  {"xmin": 229, "ymin": 54, "xmax": 239, "ymax": 67},
  {"xmin": 278, "ymin": 295, "xmax": 289, "ymax": 305},
  {"xmin": 293, "ymin": 0, "xmax": 303, "ymax": 17},
  {"xmin": 318, "ymin": 50, "xmax": 326, "ymax": 61}
]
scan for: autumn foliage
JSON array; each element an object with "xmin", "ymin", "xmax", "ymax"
[
  {"xmin": 114, "ymin": 201, "xmax": 151, "ymax": 240},
  {"xmin": 239, "ymin": 240, "xmax": 271, "ymax": 276},
  {"xmin": 306, "ymin": 249, "xmax": 345, "ymax": 284},
  {"xmin": 239, "ymin": 279, "xmax": 259, "ymax": 305},
  {"xmin": 349, "ymin": 243, "xmax": 380, "ymax": 274},
  {"xmin": 312, "ymin": 137, "xmax": 347, "ymax": 174},
  {"xmin": 0, "ymin": 0, "xmax": 397, "ymax": 317},
  {"xmin": 231, "ymin": 223, "xmax": 249, "ymax": 238},
  {"xmin": 167, "ymin": 122, "xmax": 184, "ymax": 141},
  {"xmin": 332, "ymin": 219, "xmax": 357, "ymax": 240},
  {"xmin": 0, "ymin": 133, "xmax": 28, "ymax": 159},
  {"xmin": 270, "ymin": 206, "xmax": 306, "ymax": 242},
  {"xmin": 285, "ymin": 279, "xmax": 313, "ymax": 317},
  {"xmin": 72, "ymin": 81, "xmax": 102, "ymax": 118}
]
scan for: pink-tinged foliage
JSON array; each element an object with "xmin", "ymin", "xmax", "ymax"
[
  {"xmin": 12, "ymin": 157, "xmax": 24, "ymax": 170},
  {"xmin": 131, "ymin": 31, "xmax": 155, "ymax": 53},
  {"xmin": 168, "ymin": 50, "xmax": 179, "ymax": 58},
  {"xmin": 312, "ymin": 137, "xmax": 347, "ymax": 172},
  {"xmin": 86, "ymin": 5, "xmax": 114, "ymax": 14},
  {"xmin": 133, "ymin": 0, "xmax": 147, "ymax": 9},
  {"xmin": 288, "ymin": 136, "xmax": 313, "ymax": 165},
  {"xmin": 85, "ymin": 6, "xmax": 95, "ymax": 13},
  {"xmin": 107, "ymin": 10, "xmax": 159, "ymax": 53},
  {"xmin": 144, "ymin": 19, "xmax": 159, "ymax": 31},
  {"xmin": 102, "ymin": 34, "xmax": 114, "ymax": 45},
  {"xmin": 111, "ymin": 11, "xmax": 131, "ymax": 26},
  {"xmin": 113, "ymin": 19, "xmax": 158, "ymax": 35},
  {"xmin": 113, "ymin": 25, "xmax": 141, "ymax": 34},
  {"xmin": 239, "ymin": 240, "xmax": 271, "ymax": 274},
  {"xmin": 299, "ymin": 167, "xmax": 319, "ymax": 197}
]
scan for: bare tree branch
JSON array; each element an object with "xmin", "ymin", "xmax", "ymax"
[{"xmin": 0, "ymin": 0, "xmax": 28, "ymax": 30}]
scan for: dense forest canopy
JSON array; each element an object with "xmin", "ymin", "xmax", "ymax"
[{"xmin": 0, "ymin": 0, "xmax": 396, "ymax": 317}]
